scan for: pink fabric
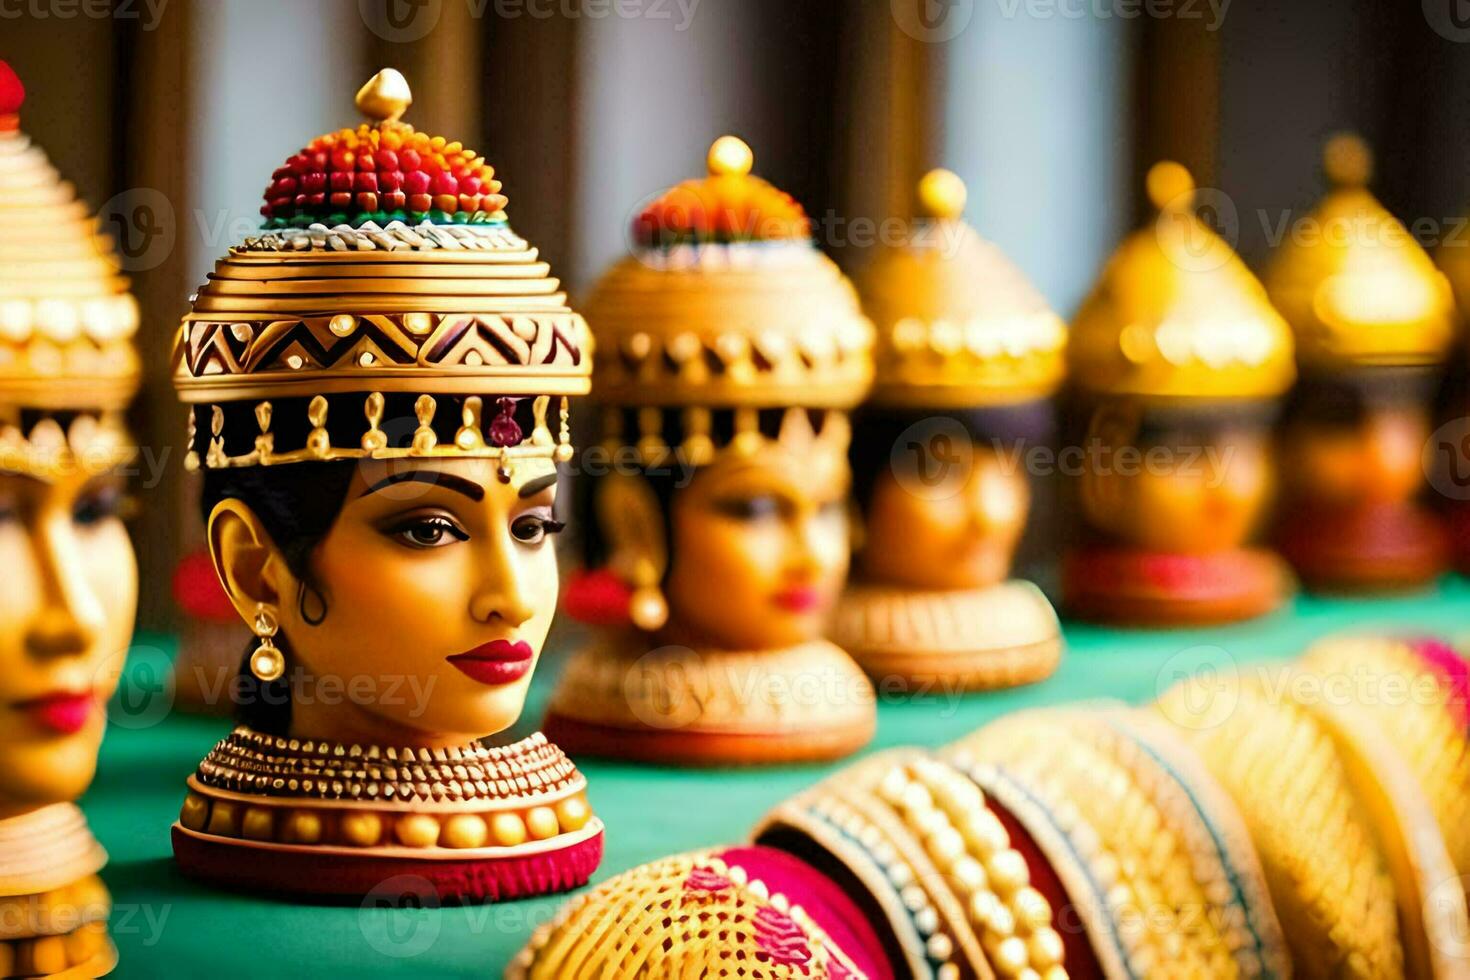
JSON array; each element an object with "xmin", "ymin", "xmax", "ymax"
[
  {"xmin": 718, "ymin": 845, "xmax": 893, "ymax": 980},
  {"xmin": 1410, "ymin": 637, "xmax": 1470, "ymax": 729},
  {"xmin": 683, "ymin": 866, "xmax": 733, "ymax": 894}
]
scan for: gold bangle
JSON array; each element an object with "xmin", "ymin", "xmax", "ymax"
[
  {"xmin": 952, "ymin": 709, "xmax": 1240, "ymax": 977},
  {"xmin": 1155, "ymin": 672, "xmax": 1406, "ymax": 978},
  {"xmin": 1300, "ymin": 636, "xmax": 1470, "ymax": 884},
  {"xmin": 874, "ymin": 756, "xmax": 1069, "ymax": 980}
]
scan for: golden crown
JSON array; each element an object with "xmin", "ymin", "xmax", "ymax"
[
  {"xmin": 860, "ymin": 169, "xmax": 1067, "ymax": 408},
  {"xmin": 1266, "ymin": 134, "xmax": 1456, "ymax": 371},
  {"xmin": 586, "ymin": 137, "xmax": 874, "ymax": 417},
  {"xmin": 586, "ymin": 137, "xmax": 871, "ymax": 466},
  {"xmin": 173, "ymin": 71, "xmax": 591, "ymax": 471},
  {"xmin": 1069, "ymin": 162, "xmax": 1295, "ymax": 402},
  {"xmin": 0, "ymin": 62, "xmax": 140, "ymax": 415}
]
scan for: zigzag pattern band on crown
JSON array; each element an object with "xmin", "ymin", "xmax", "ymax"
[
  {"xmin": 175, "ymin": 310, "xmax": 587, "ymax": 400},
  {"xmin": 174, "ymin": 221, "xmax": 592, "ymax": 469}
]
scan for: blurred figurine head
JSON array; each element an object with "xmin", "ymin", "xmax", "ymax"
[
  {"xmin": 1079, "ymin": 402, "xmax": 1273, "ymax": 554},
  {"xmin": 0, "ymin": 60, "xmax": 141, "ymax": 810},
  {"xmin": 848, "ymin": 170, "xmax": 1065, "ymax": 593},
  {"xmin": 573, "ymin": 137, "xmax": 874, "ymax": 652}
]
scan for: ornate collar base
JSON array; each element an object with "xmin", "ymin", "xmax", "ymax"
[
  {"xmin": 171, "ymin": 727, "xmax": 603, "ymax": 902},
  {"xmin": 832, "ymin": 580, "xmax": 1062, "ymax": 692},
  {"xmin": 0, "ymin": 805, "xmax": 114, "ymax": 979},
  {"xmin": 544, "ymin": 637, "xmax": 875, "ymax": 766}
]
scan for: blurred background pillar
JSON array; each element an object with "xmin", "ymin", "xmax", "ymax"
[{"xmin": 936, "ymin": 0, "xmax": 1133, "ymax": 316}]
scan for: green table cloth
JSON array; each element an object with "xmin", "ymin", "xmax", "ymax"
[{"xmin": 86, "ymin": 580, "xmax": 1470, "ymax": 978}]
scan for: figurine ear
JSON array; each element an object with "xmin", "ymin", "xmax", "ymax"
[
  {"xmin": 205, "ymin": 498, "xmax": 288, "ymax": 623},
  {"xmin": 597, "ymin": 473, "xmax": 667, "ymax": 582}
]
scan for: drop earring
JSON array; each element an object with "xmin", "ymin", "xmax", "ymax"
[
  {"xmin": 249, "ymin": 605, "xmax": 285, "ymax": 683},
  {"xmin": 628, "ymin": 557, "xmax": 669, "ymax": 633}
]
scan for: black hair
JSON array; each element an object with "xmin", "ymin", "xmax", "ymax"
[
  {"xmin": 1283, "ymin": 365, "xmax": 1441, "ymax": 428},
  {"xmin": 194, "ymin": 392, "xmax": 540, "ymax": 734},
  {"xmin": 848, "ymin": 402, "xmax": 1055, "ymax": 511}
]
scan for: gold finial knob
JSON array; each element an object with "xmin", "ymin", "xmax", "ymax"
[
  {"xmin": 1323, "ymin": 132, "xmax": 1372, "ymax": 188},
  {"xmin": 708, "ymin": 135, "xmax": 754, "ymax": 178},
  {"xmin": 918, "ymin": 168, "xmax": 967, "ymax": 220},
  {"xmin": 1146, "ymin": 160, "xmax": 1195, "ymax": 212},
  {"xmin": 356, "ymin": 68, "xmax": 413, "ymax": 125}
]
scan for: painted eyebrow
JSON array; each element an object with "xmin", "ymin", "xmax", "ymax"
[
  {"xmin": 358, "ymin": 471, "xmax": 486, "ymax": 501},
  {"xmin": 518, "ymin": 473, "xmax": 559, "ymax": 499}
]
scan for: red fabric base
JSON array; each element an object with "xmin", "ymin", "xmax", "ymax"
[
  {"xmin": 1276, "ymin": 501, "xmax": 1447, "ymax": 591},
  {"xmin": 1062, "ymin": 547, "xmax": 1288, "ymax": 626},
  {"xmin": 171, "ymin": 825, "xmax": 603, "ymax": 903},
  {"xmin": 718, "ymin": 845, "xmax": 893, "ymax": 980}
]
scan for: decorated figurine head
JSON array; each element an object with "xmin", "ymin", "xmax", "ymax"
[
  {"xmin": 1265, "ymin": 134, "xmax": 1454, "ymax": 510},
  {"xmin": 848, "ymin": 169, "xmax": 1065, "ymax": 591},
  {"xmin": 1264, "ymin": 134, "xmax": 1455, "ymax": 588},
  {"xmin": 0, "ymin": 61, "xmax": 141, "ymax": 812},
  {"xmin": 1064, "ymin": 162, "xmax": 1294, "ymax": 623},
  {"xmin": 175, "ymin": 70, "xmax": 591, "ymax": 746},
  {"xmin": 569, "ymin": 136, "xmax": 874, "ymax": 652},
  {"xmin": 1068, "ymin": 161, "xmax": 1294, "ymax": 554}
]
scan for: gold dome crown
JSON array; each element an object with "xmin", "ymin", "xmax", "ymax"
[
  {"xmin": 1069, "ymin": 162, "xmax": 1295, "ymax": 401},
  {"xmin": 1266, "ymin": 133, "xmax": 1456, "ymax": 371},
  {"xmin": 860, "ymin": 169, "xmax": 1066, "ymax": 408},
  {"xmin": 0, "ymin": 62, "xmax": 139, "ymax": 414},
  {"xmin": 586, "ymin": 137, "xmax": 874, "ymax": 414},
  {"xmin": 173, "ymin": 70, "xmax": 592, "ymax": 471}
]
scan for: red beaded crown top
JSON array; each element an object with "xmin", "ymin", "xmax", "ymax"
[{"xmin": 260, "ymin": 69, "xmax": 507, "ymax": 229}]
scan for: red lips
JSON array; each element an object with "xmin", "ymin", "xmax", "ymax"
[
  {"xmin": 21, "ymin": 693, "xmax": 94, "ymax": 735},
  {"xmin": 446, "ymin": 639, "xmax": 534, "ymax": 687},
  {"xmin": 772, "ymin": 586, "xmax": 826, "ymax": 613}
]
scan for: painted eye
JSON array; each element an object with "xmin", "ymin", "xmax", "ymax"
[
  {"xmin": 389, "ymin": 516, "xmax": 468, "ymax": 549},
  {"xmin": 716, "ymin": 495, "xmax": 782, "ymax": 520},
  {"xmin": 73, "ymin": 487, "xmax": 123, "ymax": 527},
  {"xmin": 511, "ymin": 514, "xmax": 565, "ymax": 545}
]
